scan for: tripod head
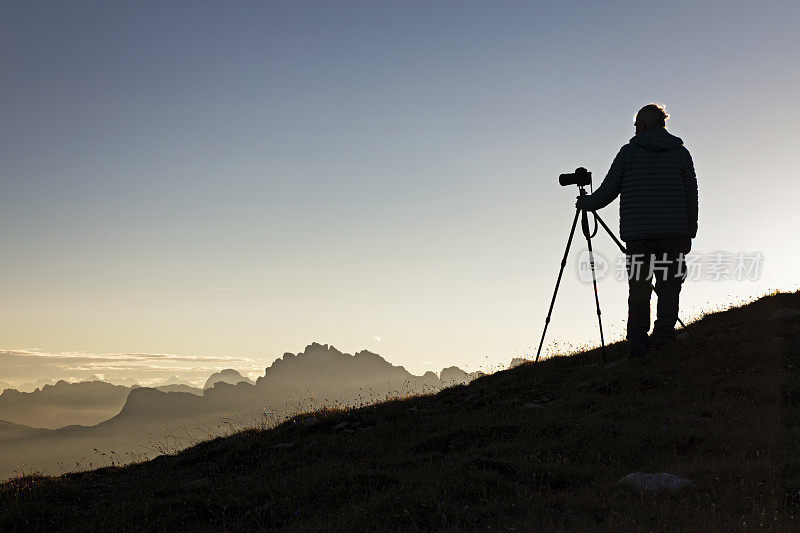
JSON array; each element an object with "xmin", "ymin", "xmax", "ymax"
[{"xmin": 562, "ymin": 167, "xmax": 592, "ymax": 225}]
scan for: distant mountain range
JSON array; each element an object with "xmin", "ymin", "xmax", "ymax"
[
  {"xmin": 0, "ymin": 419, "xmax": 47, "ymax": 442},
  {"xmin": 8, "ymin": 379, "xmax": 60, "ymax": 393},
  {"xmin": 203, "ymin": 369, "xmax": 254, "ymax": 389},
  {"xmin": 0, "ymin": 343, "xmax": 480, "ymax": 479},
  {"xmin": 0, "ymin": 379, "xmax": 205, "ymax": 429},
  {"xmin": 0, "ymin": 381, "xmax": 131, "ymax": 429}
]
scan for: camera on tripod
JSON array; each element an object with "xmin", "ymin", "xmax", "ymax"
[{"xmin": 559, "ymin": 167, "xmax": 592, "ymax": 187}]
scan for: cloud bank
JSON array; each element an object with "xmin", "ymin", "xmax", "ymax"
[{"xmin": 0, "ymin": 348, "xmax": 264, "ymax": 389}]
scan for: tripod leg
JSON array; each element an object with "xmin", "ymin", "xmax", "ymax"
[
  {"xmin": 535, "ymin": 208, "xmax": 581, "ymax": 363},
  {"xmin": 593, "ymin": 211, "xmax": 626, "ymax": 254},
  {"xmin": 582, "ymin": 210, "xmax": 607, "ymax": 362}
]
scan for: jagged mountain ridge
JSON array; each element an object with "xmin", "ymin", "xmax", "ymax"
[{"xmin": 117, "ymin": 342, "xmax": 476, "ymax": 422}]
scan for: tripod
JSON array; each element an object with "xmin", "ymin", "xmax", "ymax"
[{"xmin": 534, "ymin": 186, "xmax": 690, "ymax": 363}]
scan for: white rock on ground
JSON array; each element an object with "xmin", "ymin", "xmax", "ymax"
[{"xmin": 619, "ymin": 472, "xmax": 692, "ymax": 492}]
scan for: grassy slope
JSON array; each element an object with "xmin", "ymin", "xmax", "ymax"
[{"xmin": 1, "ymin": 291, "xmax": 799, "ymax": 531}]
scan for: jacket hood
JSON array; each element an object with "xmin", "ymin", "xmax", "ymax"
[{"xmin": 630, "ymin": 127, "xmax": 683, "ymax": 152}]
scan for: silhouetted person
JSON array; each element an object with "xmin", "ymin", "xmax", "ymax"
[{"xmin": 578, "ymin": 104, "xmax": 698, "ymax": 357}]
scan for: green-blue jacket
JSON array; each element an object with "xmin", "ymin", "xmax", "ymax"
[{"xmin": 582, "ymin": 127, "xmax": 698, "ymax": 242}]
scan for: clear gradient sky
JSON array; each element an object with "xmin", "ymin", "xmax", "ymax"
[{"xmin": 1, "ymin": 1, "xmax": 798, "ymax": 385}]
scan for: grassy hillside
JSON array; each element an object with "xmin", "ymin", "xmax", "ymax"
[{"xmin": 1, "ymin": 291, "xmax": 799, "ymax": 531}]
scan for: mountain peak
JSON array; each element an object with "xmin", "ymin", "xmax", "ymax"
[{"xmin": 203, "ymin": 369, "xmax": 254, "ymax": 390}]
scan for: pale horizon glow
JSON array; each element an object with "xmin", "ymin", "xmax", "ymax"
[{"xmin": 1, "ymin": 1, "xmax": 799, "ymax": 384}]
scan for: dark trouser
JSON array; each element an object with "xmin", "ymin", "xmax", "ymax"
[{"xmin": 625, "ymin": 237, "xmax": 691, "ymax": 349}]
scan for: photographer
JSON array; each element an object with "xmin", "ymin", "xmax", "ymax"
[{"xmin": 577, "ymin": 104, "xmax": 698, "ymax": 357}]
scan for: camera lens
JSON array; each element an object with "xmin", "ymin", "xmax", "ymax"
[{"xmin": 559, "ymin": 167, "xmax": 591, "ymax": 187}]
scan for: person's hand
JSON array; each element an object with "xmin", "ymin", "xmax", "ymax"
[{"xmin": 575, "ymin": 195, "xmax": 585, "ymax": 210}]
